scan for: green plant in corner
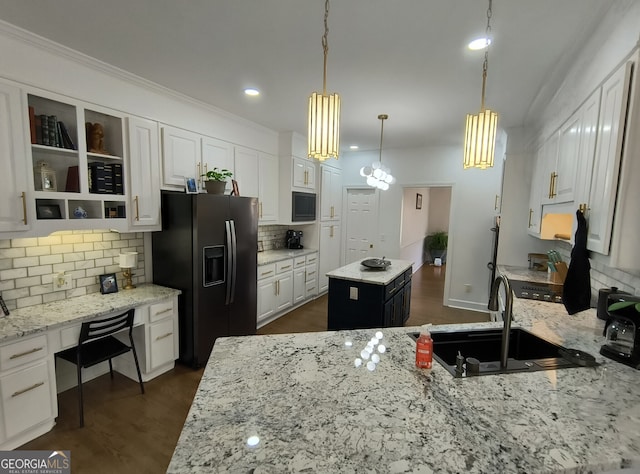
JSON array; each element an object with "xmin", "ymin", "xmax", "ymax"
[
  {"xmin": 201, "ymin": 168, "xmax": 233, "ymax": 181},
  {"xmin": 427, "ymin": 231, "xmax": 448, "ymax": 250}
]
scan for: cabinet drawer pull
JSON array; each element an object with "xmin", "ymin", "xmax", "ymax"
[
  {"xmin": 155, "ymin": 332, "xmax": 173, "ymax": 341},
  {"xmin": 9, "ymin": 346, "xmax": 44, "ymax": 360},
  {"xmin": 307, "ymin": 271, "xmax": 316, "ymax": 276},
  {"xmin": 20, "ymin": 191, "xmax": 27, "ymax": 225},
  {"xmin": 155, "ymin": 308, "xmax": 173, "ymax": 316},
  {"xmin": 134, "ymin": 195, "xmax": 140, "ymax": 221},
  {"xmin": 12, "ymin": 381, "xmax": 44, "ymax": 398},
  {"xmin": 388, "ymin": 287, "xmax": 396, "ymax": 294},
  {"xmin": 261, "ymin": 270, "xmax": 274, "ymax": 276},
  {"xmin": 281, "ymin": 265, "xmax": 291, "ymax": 270}
]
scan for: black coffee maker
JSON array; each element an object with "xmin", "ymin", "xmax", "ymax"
[
  {"xmin": 600, "ymin": 293, "xmax": 640, "ymax": 369},
  {"xmin": 285, "ymin": 230, "xmax": 303, "ymax": 249}
]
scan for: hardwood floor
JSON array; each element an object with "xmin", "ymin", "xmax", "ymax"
[{"xmin": 19, "ymin": 263, "xmax": 486, "ymax": 472}]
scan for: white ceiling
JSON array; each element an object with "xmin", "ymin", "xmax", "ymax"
[{"xmin": 0, "ymin": 0, "xmax": 615, "ymax": 152}]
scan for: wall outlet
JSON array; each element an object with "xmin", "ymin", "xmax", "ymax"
[
  {"xmin": 54, "ymin": 272, "xmax": 72, "ymax": 291},
  {"xmin": 464, "ymin": 284, "xmax": 472, "ymax": 293},
  {"xmin": 349, "ymin": 287, "xmax": 358, "ymax": 300}
]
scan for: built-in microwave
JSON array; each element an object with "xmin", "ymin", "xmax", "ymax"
[{"xmin": 292, "ymin": 191, "xmax": 316, "ymax": 222}]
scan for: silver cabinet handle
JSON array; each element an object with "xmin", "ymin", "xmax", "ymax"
[
  {"xmin": 261, "ymin": 270, "xmax": 274, "ymax": 276},
  {"xmin": 155, "ymin": 308, "xmax": 173, "ymax": 316},
  {"xmin": 20, "ymin": 191, "xmax": 27, "ymax": 225},
  {"xmin": 12, "ymin": 381, "xmax": 44, "ymax": 398},
  {"xmin": 155, "ymin": 332, "xmax": 173, "ymax": 341},
  {"xmin": 10, "ymin": 346, "xmax": 44, "ymax": 359}
]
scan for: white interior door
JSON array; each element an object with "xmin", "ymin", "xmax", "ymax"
[{"xmin": 345, "ymin": 188, "xmax": 378, "ymax": 264}]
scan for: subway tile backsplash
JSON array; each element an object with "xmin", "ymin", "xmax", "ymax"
[
  {"xmin": 258, "ymin": 225, "xmax": 290, "ymax": 251},
  {"xmin": 0, "ymin": 230, "xmax": 145, "ymax": 311}
]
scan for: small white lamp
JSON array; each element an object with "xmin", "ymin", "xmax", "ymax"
[{"xmin": 119, "ymin": 252, "xmax": 138, "ymax": 290}]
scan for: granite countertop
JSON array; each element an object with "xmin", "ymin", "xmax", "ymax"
[
  {"xmin": 326, "ymin": 258, "xmax": 413, "ymax": 285},
  {"xmin": 168, "ymin": 299, "xmax": 640, "ymax": 473},
  {"xmin": 500, "ymin": 264, "xmax": 558, "ymax": 284},
  {"xmin": 258, "ymin": 248, "xmax": 318, "ymax": 266},
  {"xmin": 0, "ymin": 284, "xmax": 181, "ymax": 344}
]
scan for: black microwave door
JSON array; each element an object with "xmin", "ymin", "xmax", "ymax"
[{"xmin": 292, "ymin": 192, "xmax": 316, "ymax": 221}]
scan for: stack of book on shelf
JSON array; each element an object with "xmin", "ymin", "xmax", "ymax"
[
  {"xmin": 28, "ymin": 106, "xmax": 76, "ymax": 150},
  {"xmin": 88, "ymin": 162, "xmax": 124, "ymax": 195}
]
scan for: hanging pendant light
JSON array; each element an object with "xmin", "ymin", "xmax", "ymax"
[
  {"xmin": 308, "ymin": 0, "xmax": 341, "ymax": 161},
  {"xmin": 360, "ymin": 114, "xmax": 395, "ymax": 190},
  {"xmin": 463, "ymin": 0, "xmax": 499, "ymax": 170}
]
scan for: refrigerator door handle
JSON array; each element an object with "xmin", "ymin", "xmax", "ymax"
[
  {"xmin": 225, "ymin": 220, "xmax": 233, "ymax": 305},
  {"xmin": 229, "ymin": 220, "xmax": 238, "ymax": 304}
]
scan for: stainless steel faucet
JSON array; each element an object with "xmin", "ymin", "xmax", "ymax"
[{"xmin": 488, "ymin": 274, "xmax": 513, "ymax": 369}]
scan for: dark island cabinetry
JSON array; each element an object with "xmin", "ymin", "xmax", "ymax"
[{"xmin": 326, "ymin": 260, "xmax": 413, "ymax": 330}]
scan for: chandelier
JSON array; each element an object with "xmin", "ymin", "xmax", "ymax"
[
  {"xmin": 360, "ymin": 114, "xmax": 395, "ymax": 191},
  {"xmin": 463, "ymin": 0, "xmax": 499, "ymax": 169},
  {"xmin": 308, "ymin": 0, "xmax": 341, "ymax": 161}
]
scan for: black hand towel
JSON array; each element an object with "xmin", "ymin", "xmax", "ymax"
[{"xmin": 562, "ymin": 210, "xmax": 591, "ymax": 315}]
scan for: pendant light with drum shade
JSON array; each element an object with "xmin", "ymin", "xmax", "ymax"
[
  {"xmin": 308, "ymin": 0, "xmax": 341, "ymax": 161},
  {"xmin": 463, "ymin": 0, "xmax": 498, "ymax": 170},
  {"xmin": 360, "ymin": 114, "xmax": 395, "ymax": 191}
]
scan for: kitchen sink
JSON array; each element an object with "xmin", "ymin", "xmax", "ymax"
[{"xmin": 409, "ymin": 328, "xmax": 593, "ymax": 377}]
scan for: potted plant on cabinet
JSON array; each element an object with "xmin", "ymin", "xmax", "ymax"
[
  {"xmin": 201, "ymin": 168, "xmax": 233, "ymax": 194},
  {"xmin": 426, "ymin": 231, "xmax": 448, "ymax": 264}
]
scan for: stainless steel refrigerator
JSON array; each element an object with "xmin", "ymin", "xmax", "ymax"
[{"xmin": 152, "ymin": 191, "xmax": 258, "ymax": 368}]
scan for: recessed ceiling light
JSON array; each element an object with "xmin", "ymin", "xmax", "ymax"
[
  {"xmin": 350, "ymin": 145, "xmax": 359, "ymax": 150},
  {"xmin": 244, "ymin": 88, "xmax": 260, "ymax": 96},
  {"xmin": 468, "ymin": 37, "xmax": 491, "ymax": 51}
]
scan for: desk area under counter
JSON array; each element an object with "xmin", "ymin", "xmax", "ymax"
[
  {"xmin": 327, "ymin": 259, "xmax": 413, "ymax": 330},
  {"xmin": 0, "ymin": 284, "xmax": 180, "ymax": 450}
]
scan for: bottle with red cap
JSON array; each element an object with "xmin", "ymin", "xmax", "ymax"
[{"xmin": 415, "ymin": 324, "xmax": 433, "ymax": 369}]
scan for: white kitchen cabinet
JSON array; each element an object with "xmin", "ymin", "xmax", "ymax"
[
  {"xmin": 293, "ymin": 256, "xmax": 307, "ymax": 305},
  {"xmin": 127, "ymin": 116, "xmax": 161, "ymax": 230},
  {"xmin": 161, "ymin": 125, "xmax": 202, "ymax": 188},
  {"xmin": 319, "ymin": 222, "xmax": 341, "ymax": 294},
  {"xmin": 539, "ymin": 130, "xmax": 561, "ymax": 205},
  {"xmin": 257, "ymin": 260, "xmax": 294, "ymax": 325},
  {"xmin": 235, "ymin": 146, "xmax": 278, "ymax": 222},
  {"xmin": 258, "ymin": 152, "xmax": 279, "ymax": 222},
  {"xmin": 202, "ymin": 136, "xmax": 234, "ymax": 193},
  {"xmin": 573, "ymin": 89, "xmax": 602, "ymax": 211},
  {"xmin": 527, "ymin": 143, "xmax": 546, "ymax": 236},
  {"xmin": 292, "ymin": 156, "xmax": 316, "ymax": 190},
  {"xmin": 320, "ymin": 164, "xmax": 342, "ymax": 221},
  {"xmin": 586, "ymin": 59, "xmax": 633, "ymax": 255},
  {"xmin": 147, "ymin": 299, "xmax": 179, "ymax": 372},
  {"xmin": 0, "ymin": 81, "xmax": 30, "ymax": 234},
  {"xmin": 0, "ymin": 334, "xmax": 56, "ymax": 449}
]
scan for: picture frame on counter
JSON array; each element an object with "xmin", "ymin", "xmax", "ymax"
[
  {"xmin": 231, "ymin": 179, "xmax": 240, "ymax": 196},
  {"xmin": 99, "ymin": 273, "xmax": 118, "ymax": 294},
  {"xmin": 185, "ymin": 177, "xmax": 198, "ymax": 194}
]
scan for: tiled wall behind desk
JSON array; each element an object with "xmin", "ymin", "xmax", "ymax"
[{"xmin": 0, "ymin": 230, "xmax": 145, "ymax": 311}]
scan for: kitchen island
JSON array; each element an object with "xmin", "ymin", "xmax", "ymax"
[
  {"xmin": 326, "ymin": 258, "xmax": 413, "ymax": 330},
  {"xmin": 168, "ymin": 298, "xmax": 640, "ymax": 473}
]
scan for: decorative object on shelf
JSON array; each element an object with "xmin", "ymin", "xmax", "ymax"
[
  {"xmin": 231, "ymin": 179, "xmax": 240, "ymax": 196},
  {"xmin": 118, "ymin": 252, "xmax": 138, "ymax": 290},
  {"xmin": 463, "ymin": 0, "xmax": 499, "ymax": 170},
  {"xmin": 99, "ymin": 273, "xmax": 119, "ymax": 294},
  {"xmin": 201, "ymin": 167, "xmax": 232, "ymax": 194},
  {"xmin": 416, "ymin": 193, "xmax": 423, "ymax": 209},
  {"xmin": 426, "ymin": 231, "xmax": 448, "ymax": 264},
  {"xmin": 185, "ymin": 177, "xmax": 198, "ymax": 194},
  {"xmin": 73, "ymin": 206, "xmax": 88, "ymax": 219},
  {"xmin": 308, "ymin": 0, "xmax": 341, "ymax": 161},
  {"xmin": 360, "ymin": 114, "xmax": 395, "ymax": 190},
  {"xmin": 86, "ymin": 122, "xmax": 108, "ymax": 154},
  {"xmin": 36, "ymin": 203, "xmax": 62, "ymax": 219},
  {"xmin": 34, "ymin": 160, "xmax": 57, "ymax": 192}
]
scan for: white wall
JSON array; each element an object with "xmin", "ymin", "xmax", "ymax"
[
  {"xmin": 428, "ymin": 187, "xmax": 451, "ymax": 233},
  {"xmin": 341, "ymin": 138, "xmax": 505, "ymax": 312}
]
